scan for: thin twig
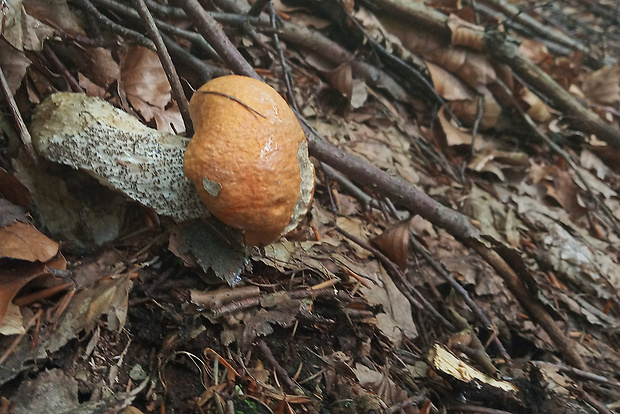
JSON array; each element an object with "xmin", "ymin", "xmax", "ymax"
[
  {"xmin": 132, "ymin": 0, "xmax": 193, "ymax": 134},
  {"xmin": 268, "ymin": 2, "xmax": 296, "ymax": 110},
  {"xmin": 91, "ymin": 0, "xmax": 219, "ymax": 60},
  {"xmin": 43, "ymin": 43, "xmax": 83, "ymax": 92},
  {"xmin": 409, "ymin": 231, "xmax": 510, "ymax": 360},
  {"xmin": 0, "ymin": 64, "xmax": 36, "ymax": 161},
  {"xmin": 335, "ymin": 226, "xmax": 456, "ymax": 331},
  {"xmin": 257, "ymin": 340, "xmax": 306, "ymax": 395},
  {"xmin": 321, "ymin": 163, "xmax": 380, "ymax": 210},
  {"xmin": 179, "ymin": 0, "xmax": 261, "ymax": 80},
  {"xmin": 161, "ymin": 33, "xmax": 228, "ymax": 84},
  {"xmin": 571, "ymin": 385, "xmax": 614, "ymax": 414},
  {"xmin": 75, "ymin": 0, "xmax": 155, "ymax": 50},
  {"xmin": 247, "ymin": 0, "xmax": 270, "ymax": 16}
]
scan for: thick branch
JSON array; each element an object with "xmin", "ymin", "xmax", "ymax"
[{"xmin": 486, "ymin": 37, "xmax": 620, "ymax": 151}]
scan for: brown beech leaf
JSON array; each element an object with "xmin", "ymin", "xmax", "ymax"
[
  {"xmin": 542, "ymin": 167, "xmax": 587, "ymax": 218},
  {"xmin": 371, "ymin": 220, "xmax": 410, "ymax": 271},
  {"xmin": 519, "ymin": 38, "xmax": 552, "ymax": 65},
  {"xmin": 322, "ymin": 62, "xmax": 352, "ymax": 100},
  {"xmin": 120, "ymin": 46, "xmax": 184, "ymax": 133},
  {"xmin": 2, "ymin": 0, "xmax": 54, "ymax": 52},
  {"xmin": 447, "ymin": 14, "xmax": 485, "ymax": 51},
  {"xmin": 0, "ymin": 167, "xmax": 30, "ymax": 208},
  {"xmin": 0, "ymin": 222, "xmax": 58, "ymax": 262},
  {"xmin": 427, "ymin": 61, "xmax": 473, "ymax": 101},
  {"xmin": 437, "ymin": 107, "xmax": 474, "ymax": 146},
  {"xmin": 381, "ymin": 14, "xmax": 496, "ymax": 88},
  {"xmin": 0, "ymin": 40, "xmax": 31, "ymax": 94},
  {"xmin": 427, "ymin": 62, "xmax": 501, "ymax": 129},
  {"xmin": 0, "ymin": 257, "xmax": 66, "ymax": 326},
  {"xmin": 0, "ymin": 198, "xmax": 28, "ymax": 229},
  {"xmin": 520, "ymin": 87, "xmax": 552, "ymax": 122},
  {"xmin": 581, "ymin": 61, "xmax": 620, "ymax": 106}
]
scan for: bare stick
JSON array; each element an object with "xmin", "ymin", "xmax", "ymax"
[
  {"xmin": 477, "ymin": 0, "xmax": 589, "ymax": 54},
  {"xmin": 0, "ymin": 65, "xmax": 36, "ymax": 161},
  {"xmin": 268, "ymin": 2, "xmax": 296, "ymax": 110},
  {"xmin": 132, "ymin": 0, "xmax": 193, "ymax": 134},
  {"xmin": 487, "ymin": 37, "xmax": 620, "ymax": 151},
  {"xmin": 257, "ymin": 340, "xmax": 305, "ymax": 395},
  {"xmin": 91, "ymin": 0, "xmax": 219, "ymax": 60},
  {"xmin": 75, "ymin": 0, "xmax": 155, "ymax": 50},
  {"xmin": 179, "ymin": 0, "xmax": 261, "ymax": 80},
  {"xmin": 42, "ymin": 43, "xmax": 83, "ymax": 93},
  {"xmin": 161, "ymin": 33, "xmax": 228, "ymax": 83},
  {"xmin": 247, "ymin": 0, "xmax": 270, "ymax": 16}
]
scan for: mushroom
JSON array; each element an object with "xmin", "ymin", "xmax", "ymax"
[
  {"xmin": 29, "ymin": 76, "xmax": 314, "ymax": 246},
  {"xmin": 184, "ymin": 75, "xmax": 315, "ymax": 246}
]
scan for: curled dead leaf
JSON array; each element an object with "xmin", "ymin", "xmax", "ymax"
[
  {"xmin": 371, "ymin": 220, "xmax": 410, "ymax": 271},
  {"xmin": 437, "ymin": 107, "xmax": 474, "ymax": 146},
  {"xmin": 447, "ymin": 14, "xmax": 485, "ymax": 51},
  {"xmin": 0, "ymin": 257, "xmax": 66, "ymax": 327}
]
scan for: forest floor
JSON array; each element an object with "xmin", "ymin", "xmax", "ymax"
[{"xmin": 1, "ymin": 0, "xmax": 620, "ymax": 413}]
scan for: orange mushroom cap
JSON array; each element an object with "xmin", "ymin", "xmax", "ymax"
[{"xmin": 184, "ymin": 75, "xmax": 314, "ymax": 246}]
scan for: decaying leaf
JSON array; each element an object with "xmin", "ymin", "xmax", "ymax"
[
  {"xmin": 170, "ymin": 219, "xmax": 248, "ymax": 286},
  {"xmin": 581, "ymin": 61, "xmax": 620, "ymax": 106},
  {"xmin": 447, "ymin": 14, "xmax": 485, "ymax": 51},
  {"xmin": 0, "ymin": 40, "xmax": 31, "ymax": 94},
  {"xmin": 322, "ymin": 62, "xmax": 353, "ymax": 100},
  {"xmin": 437, "ymin": 106, "xmax": 474, "ymax": 146},
  {"xmin": 360, "ymin": 264, "xmax": 418, "ymax": 346},
  {"xmin": 120, "ymin": 46, "xmax": 184, "ymax": 133},
  {"xmin": 241, "ymin": 293, "xmax": 304, "ymax": 349},
  {"xmin": 371, "ymin": 220, "xmax": 410, "ymax": 270},
  {"xmin": 1, "ymin": 0, "xmax": 54, "ymax": 52},
  {"xmin": 8, "ymin": 369, "xmax": 79, "ymax": 414},
  {"xmin": 0, "ymin": 222, "xmax": 58, "ymax": 262},
  {"xmin": 84, "ymin": 275, "xmax": 131, "ymax": 332},
  {"xmin": 0, "ymin": 258, "xmax": 65, "ymax": 327},
  {"xmin": 0, "ymin": 303, "xmax": 25, "ymax": 335}
]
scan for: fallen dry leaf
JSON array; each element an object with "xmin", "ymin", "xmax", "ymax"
[
  {"xmin": 437, "ymin": 106, "xmax": 474, "ymax": 146},
  {"xmin": 359, "ymin": 264, "xmax": 418, "ymax": 347},
  {"xmin": 581, "ymin": 61, "xmax": 620, "ymax": 106},
  {"xmin": 120, "ymin": 46, "xmax": 184, "ymax": 133},
  {"xmin": 1, "ymin": 0, "xmax": 54, "ymax": 52},
  {"xmin": 0, "ymin": 40, "xmax": 31, "ymax": 94},
  {"xmin": 0, "ymin": 222, "xmax": 58, "ymax": 262},
  {"xmin": 0, "ymin": 257, "xmax": 65, "ymax": 326},
  {"xmin": 371, "ymin": 220, "xmax": 410, "ymax": 270},
  {"xmin": 0, "ymin": 168, "xmax": 30, "ymax": 208}
]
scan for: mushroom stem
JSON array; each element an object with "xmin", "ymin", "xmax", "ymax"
[{"xmin": 30, "ymin": 92, "xmax": 208, "ymax": 220}]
